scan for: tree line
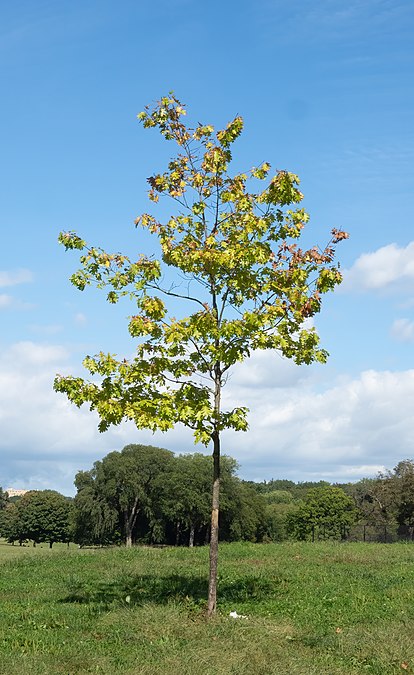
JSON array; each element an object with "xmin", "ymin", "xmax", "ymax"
[{"xmin": 1, "ymin": 446, "xmax": 414, "ymax": 547}]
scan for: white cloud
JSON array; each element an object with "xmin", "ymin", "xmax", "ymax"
[
  {"xmin": 222, "ymin": 362, "xmax": 414, "ymax": 482},
  {"xmin": 0, "ymin": 294, "xmax": 34, "ymax": 311},
  {"xmin": 29, "ymin": 324, "xmax": 63, "ymax": 336},
  {"xmin": 391, "ymin": 318, "xmax": 414, "ymax": 342},
  {"xmin": 0, "ymin": 341, "xmax": 120, "ymax": 492},
  {"xmin": 318, "ymin": 464, "xmax": 386, "ymax": 478},
  {"xmin": 7, "ymin": 341, "xmax": 69, "ymax": 365},
  {"xmin": 256, "ymin": 0, "xmax": 412, "ymax": 47},
  {"xmin": 74, "ymin": 312, "xmax": 87, "ymax": 325},
  {"xmin": 0, "ymin": 268, "xmax": 33, "ymax": 288},
  {"xmin": 343, "ymin": 241, "xmax": 414, "ymax": 291},
  {"xmin": 227, "ymin": 350, "xmax": 307, "ymax": 390},
  {"xmin": 0, "ymin": 294, "xmax": 13, "ymax": 308},
  {"xmin": 1, "ymin": 342, "xmax": 414, "ymax": 494},
  {"xmin": 0, "ymin": 269, "xmax": 34, "ymax": 310}
]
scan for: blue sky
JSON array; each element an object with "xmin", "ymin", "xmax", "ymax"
[{"xmin": 1, "ymin": 0, "xmax": 414, "ymax": 494}]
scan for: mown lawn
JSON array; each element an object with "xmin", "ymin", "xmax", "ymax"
[
  {"xmin": 0, "ymin": 540, "xmax": 78, "ymax": 559},
  {"xmin": 0, "ymin": 541, "xmax": 413, "ymax": 674}
]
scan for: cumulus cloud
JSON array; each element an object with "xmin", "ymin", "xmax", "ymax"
[
  {"xmin": 391, "ymin": 318, "xmax": 414, "ymax": 342},
  {"xmin": 29, "ymin": 324, "xmax": 63, "ymax": 336},
  {"xmin": 74, "ymin": 312, "xmax": 87, "ymax": 325},
  {"xmin": 0, "ymin": 294, "xmax": 13, "ymax": 308},
  {"xmin": 0, "ymin": 268, "xmax": 33, "ymax": 288},
  {"xmin": 1, "ymin": 342, "xmax": 414, "ymax": 494},
  {"xmin": 0, "ymin": 341, "xmax": 129, "ymax": 494},
  {"xmin": 343, "ymin": 241, "xmax": 414, "ymax": 292},
  {"xmin": 7, "ymin": 341, "xmax": 69, "ymax": 365},
  {"xmin": 316, "ymin": 464, "xmax": 387, "ymax": 479},
  {"xmin": 0, "ymin": 269, "xmax": 33, "ymax": 310},
  {"xmin": 222, "ymin": 361, "xmax": 414, "ymax": 483},
  {"xmin": 227, "ymin": 350, "xmax": 307, "ymax": 390}
]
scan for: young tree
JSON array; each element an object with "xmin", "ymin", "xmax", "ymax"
[{"xmin": 55, "ymin": 94, "xmax": 347, "ymax": 615}]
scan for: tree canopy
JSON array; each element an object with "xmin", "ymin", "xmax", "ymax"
[
  {"xmin": 287, "ymin": 486, "xmax": 357, "ymax": 541},
  {"xmin": 1, "ymin": 490, "xmax": 71, "ymax": 547},
  {"xmin": 72, "ymin": 444, "xmax": 173, "ymax": 547}
]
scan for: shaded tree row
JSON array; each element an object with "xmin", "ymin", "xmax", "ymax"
[
  {"xmin": 0, "ymin": 490, "xmax": 71, "ymax": 547},
  {"xmin": 70, "ymin": 444, "xmax": 269, "ymax": 547},
  {"xmin": 249, "ymin": 460, "xmax": 414, "ymax": 542},
  {"xmin": 344, "ymin": 460, "xmax": 414, "ymax": 542},
  {"xmin": 3, "ymin": 455, "xmax": 414, "ymax": 547}
]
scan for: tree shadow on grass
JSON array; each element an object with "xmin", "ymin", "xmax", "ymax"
[{"xmin": 61, "ymin": 572, "xmax": 280, "ymax": 610}]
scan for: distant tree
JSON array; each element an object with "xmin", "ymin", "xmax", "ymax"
[
  {"xmin": 348, "ymin": 477, "xmax": 395, "ymax": 531},
  {"xmin": 263, "ymin": 489, "xmax": 294, "ymax": 505},
  {"xmin": 70, "ymin": 471, "xmax": 120, "ymax": 547},
  {"xmin": 0, "ymin": 503, "xmax": 26, "ymax": 545},
  {"xmin": 258, "ymin": 479, "xmax": 296, "ymax": 495},
  {"xmin": 385, "ymin": 460, "xmax": 414, "ymax": 539},
  {"xmin": 0, "ymin": 487, "xmax": 9, "ymax": 510},
  {"xmin": 155, "ymin": 453, "xmax": 213, "ymax": 547},
  {"xmin": 222, "ymin": 480, "xmax": 268, "ymax": 542},
  {"xmin": 154, "ymin": 453, "xmax": 245, "ymax": 547},
  {"xmin": 12, "ymin": 491, "xmax": 71, "ymax": 547},
  {"xmin": 291, "ymin": 480, "xmax": 332, "ymax": 501},
  {"xmin": 55, "ymin": 94, "xmax": 347, "ymax": 615},
  {"xmin": 287, "ymin": 486, "xmax": 357, "ymax": 541},
  {"xmin": 74, "ymin": 444, "xmax": 174, "ymax": 547},
  {"xmin": 264, "ymin": 501, "xmax": 299, "ymax": 541}
]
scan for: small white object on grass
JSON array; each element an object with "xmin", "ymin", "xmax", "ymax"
[{"xmin": 229, "ymin": 610, "xmax": 248, "ymax": 619}]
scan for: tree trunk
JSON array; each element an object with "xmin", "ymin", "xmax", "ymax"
[
  {"xmin": 49, "ymin": 541, "xmax": 53, "ymax": 549},
  {"xmin": 175, "ymin": 521, "xmax": 181, "ymax": 547},
  {"xmin": 207, "ymin": 295, "xmax": 222, "ymax": 618},
  {"xmin": 207, "ymin": 429, "xmax": 220, "ymax": 617},
  {"xmin": 189, "ymin": 523, "xmax": 195, "ymax": 548},
  {"xmin": 124, "ymin": 499, "xmax": 140, "ymax": 547},
  {"xmin": 125, "ymin": 510, "xmax": 133, "ymax": 548}
]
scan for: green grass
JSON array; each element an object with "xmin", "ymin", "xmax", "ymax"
[
  {"xmin": 0, "ymin": 540, "xmax": 79, "ymax": 559},
  {"xmin": 0, "ymin": 541, "xmax": 413, "ymax": 674}
]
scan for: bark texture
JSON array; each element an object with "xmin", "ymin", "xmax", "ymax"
[{"xmin": 207, "ymin": 429, "xmax": 220, "ymax": 617}]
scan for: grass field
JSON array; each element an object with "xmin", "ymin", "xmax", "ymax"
[
  {"xmin": 0, "ymin": 540, "xmax": 79, "ymax": 559},
  {"xmin": 0, "ymin": 540, "xmax": 413, "ymax": 674}
]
